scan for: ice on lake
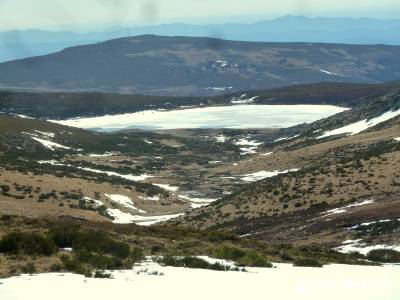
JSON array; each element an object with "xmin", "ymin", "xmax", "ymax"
[{"xmin": 53, "ymin": 105, "xmax": 348, "ymax": 131}]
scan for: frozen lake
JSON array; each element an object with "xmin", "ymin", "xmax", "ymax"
[{"xmin": 53, "ymin": 105, "xmax": 348, "ymax": 131}]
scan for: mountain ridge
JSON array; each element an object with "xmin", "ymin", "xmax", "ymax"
[
  {"xmin": 1, "ymin": 35, "xmax": 400, "ymax": 96},
  {"xmin": 1, "ymin": 15, "xmax": 400, "ymax": 62}
]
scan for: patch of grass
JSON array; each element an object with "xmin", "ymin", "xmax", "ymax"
[
  {"xmin": 293, "ymin": 258, "xmax": 323, "ymax": 268},
  {"xmin": 212, "ymin": 246, "xmax": 272, "ymax": 267},
  {"xmin": 367, "ymin": 249, "xmax": 400, "ymax": 263},
  {"xmin": 156, "ymin": 256, "xmax": 231, "ymax": 271},
  {"xmin": 48, "ymin": 225, "xmax": 131, "ymax": 258},
  {"xmin": 0, "ymin": 232, "xmax": 57, "ymax": 256}
]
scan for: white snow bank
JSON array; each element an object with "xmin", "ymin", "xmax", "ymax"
[
  {"xmin": 215, "ymin": 135, "xmax": 228, "ymax": 143},
  {"xmin": 261, "ymin": 152, "xmax": 273, "ymax": 156},
  {"xmin": 1, "ymin": 263, "xmax": 400, "ymax": 300},
  {"xmin": 239, "ymin": 146, "xmax": 258, "ymax": 155},
  {"xmin": 319, "ymin": 69, "xmax": 344, "ymax": 77},
  {"xmin": 34, "ymin": 130, "xmax": 55, "ymax": 138},
  {"xmin": 89, "ymin": 152, "xmax": 114, "ymax": 157},
  {"xmin": 105, "ymin": 194, "xmax": 146, "ymax": 213},
  {"xmin": 15, "ymin": 114, "xmax": 34, "ymax": 119},
  {"xmin": 231, "ymin": 95, "xmax": 259, "ymax": 104},
  {"xmin": 206, "ymin": 86, "xmax": 233, "ymax": 92},
  {"xmin": 107, "ymin": 208, "xmax": 183, "ymax": 226},
  {"xmin": 321, "ymin": 199, "xmax": 374, "ymax": 217},
  {"xmin": 274, "ymin": 135, "xmax": 300, "ymax": 142},
  {"xmin": 139, "ymin": 195, "xmax": 160, "ymax": 201},
  {"xmin": 178, "ymin": 195, "xmax": 218, "ymax": 209},
  {"xmin": 31, "ymin": 137, "xmax": 71, "ymax": 151},
  {"xmin": 336, "ymin": 240, "xmax": 400, "ymax": 255},
  {"xmin": 37, "ymin": 160, "xmax": 152, "ymax": 182},
  {"xmin": 349, "ymin": 219, "xmax": 400, "ymax": 230},
  {"xmin": 241, "ymin": 169, "xmax": 299, "ymax": 182},
  {"xmin": 234, "ymin": 138, "xmax": 262, "ymax": 146},
  {"xmin": 83, "ymin": 197, "xmax": 103, "ymax": 207},
  {"xmin": 235, "ymin": 138, "xmax": 263, "ymax": 155},
  {"xmin": 153, "ymin": 183, "xmax": 179, "ymax": 192},
  {"xmin": 318, "ymin": 108, "xmax": 400, "ymax": 139}
]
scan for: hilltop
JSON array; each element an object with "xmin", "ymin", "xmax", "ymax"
[{"xmin": 1, "ymin": 35, "xmax": 400, "ymax": 96}]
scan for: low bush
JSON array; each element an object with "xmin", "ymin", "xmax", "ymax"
[
  {"xmin": 367, "ymin": 249, "xmax": 400, "ymax": 263},
  {"xmin": 212, "ymin": 246, "xmax": 246, "ymax": 261},
  {"xmin": 0, "ymin": 232, "xmax": 57, "ymax": 256},
  {"xmin": 237, "ymin": 252, "xmax": 273, "ymax": 268},
  {"xmin": 72, "ymin": 231, "xmax": 130, "ymax": 258},
  {"xmin": 75, "ymin": 251, "xmax": 124, "ymax": 269},
  {"xmin": 21, "ymin": 262, "xmax": 37, "ymax": 274},
  {"xmin": 212, "ymin": 246, "xmax": 272, "ymax": 267},
  {"xmin": 48, "ymin": 225, "xmax": 131, "ymax": 258},
  {"xmin": 293, "ymin": 258, "xmax": 323, "ymax": 268}
]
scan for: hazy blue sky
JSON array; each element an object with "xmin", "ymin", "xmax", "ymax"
[{"xmin": 1, "ymin": 0, "xmax": 399, "ymax": 30}]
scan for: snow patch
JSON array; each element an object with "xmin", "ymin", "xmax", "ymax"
[
  {"xmin": 105, "ymin": 194, "xmax": 146, "ymax": 213},
  {"xmin": 31, "ymin": 137, "xmax": 71, "ymax": 151},
  {"xmin": 274, "ymin": 135, "xmax": 300, "ymax": 142},
  {"xmin": 241, "ymin": 169, "xmax": 300, "ymax": 182},
  {"xmin": 231, "ymin": 95, "xmax": 259, "ymax": 104},
  {"xmin": 206, "ymin": 87, "xmax": 233, "ymax": 92},
  {"xmin": 89, "ymin": 152, "xmax": 114, "ymax": 157},
  {"xmin": 318, "ymin": 108, "xmax": 400, "ymax": 139},
  {"xmin": 34, "ymin": 130, "xmax": 55, "ymax": 138},
  {"xmin": 83, "ymin": 197, "xmax": 103, "ymax": 207},
  {"xmin": 319, "ymin": 69, "xmax": 345, "ymax": 77},
  {"xmin": 215, "ymin": 135, "xmax": 228, "ymax": 143},
  {"xmin": 335, "ymin": 240, "xmax": 400, "ymax": 255},
  {"xmin": 321, "ymin": 199, "xmax": 374, "ymax": 217},
  {"xmin": 235, "ymin": 138, "xmax": 263, "ymax": 156},
  {"xmin": 108, "ymin": 208, "xmax": 183, "ymax": 226},
  {"xmin": 139, "ymin": 195, "xmax": 160, "ymax": 201},
  {"xmin": 153, "ymin": 183, "xmax": 179, "ymax": 192},
  {"xmin": 261, "ymin": 152, "xmax": 273, "ymax": 156},
  {"xmin": 178, "ymin": 195, "xmax": 218, "ymax": 209},
  {"xmin": 37, "ymin": 160, "xmax": 151, "ymax": 182}
]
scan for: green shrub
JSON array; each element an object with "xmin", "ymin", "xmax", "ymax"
[
  {"xmin": 212, "ymin": 246, "xmax": 246, "ymax": 261},
  {"xmin": 72, "ymin": 231, "xmax": 130, "ymax": 258},
  {"xmin": 293, "ymin": 258, "xmax": 323, "ymax": 268},
  {"xmin": 48, "ymin": 225, "xmax": 80, "ymax": 248},
  {"xmin": 367, "ymin": 249, "xmax": 400, "ymax": 263},
  {"xmin": 212, "ymin": 246, "xmax": 272, "ymax": 268},
  {"xmin": 75, "ymin": 251, "xmax": 124, "ymax": 269},
  {"xmin": 237, "ymin": 252, "xmax": 273, "ymax": 268},
  {"xmin": 21, "ymin": 262, "xmax": 36, "ymax": 274},
  {"xmin": 0, "ymin": 232, "xmax": 57, "ymax": 256},
  {"xmin": 48, "ymin": 226, "xmax": 131, "ymax": 259},
  {"xmin": 60, "ymin": 254, "xmax": 92, "ymax": 276}
]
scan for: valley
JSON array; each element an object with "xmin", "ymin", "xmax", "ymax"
[
  {"xmin": 0, "ymin": 69, "xmax": 400, "ymax": 294},
  {"xmin": 2, "ymin": 2, "xmax": 400, "ymax": 299}
]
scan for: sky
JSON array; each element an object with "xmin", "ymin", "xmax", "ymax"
[{"xmin": 0, "ymin": 0, "xmax": 399, "ymax": 31}]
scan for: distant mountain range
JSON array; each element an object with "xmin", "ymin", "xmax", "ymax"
[
  {"xmin": 0, "ymin": 35, "xmax": 400, "ymax": 96},
  {"xmin": 1, "ymin": 15, "xmax": 400, "ymax": 62}
]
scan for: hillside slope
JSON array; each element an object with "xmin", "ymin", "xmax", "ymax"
[
  {"xmin": 178, "ymin": 89, "xmax": 400, "ymax": 249},
  {"xmin": 1, "ymin": 35, "xmax": 400, "ymax": 96}
]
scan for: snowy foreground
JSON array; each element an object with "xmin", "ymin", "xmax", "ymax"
[{"xmin": 1, "ymin": 261, "xmax": 399, "ymax": 300}]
